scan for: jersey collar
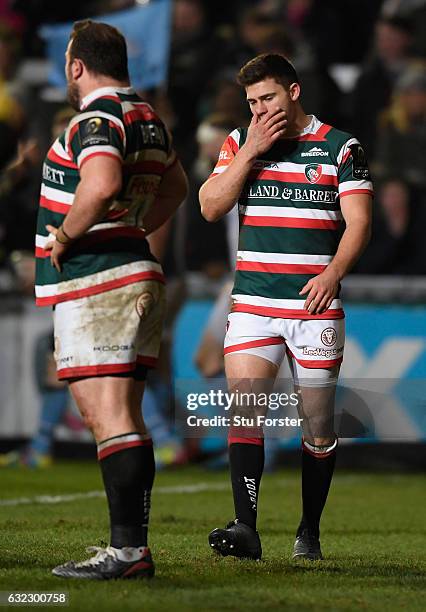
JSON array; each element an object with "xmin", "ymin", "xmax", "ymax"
[
  {"xmin": 80, "ymin": 86, "xmax": 135, "ymax": 110},
  {"xmin": 300, "ymin": 115, "xmax": 322, "ymax": 136}
]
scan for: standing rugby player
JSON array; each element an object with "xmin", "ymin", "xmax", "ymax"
[
  {"xmin": 200, "ymin": 54, "xmax": 372, "ymax": 561},
  {"xmin": 36, "ymin": 21, "xmax": 188, "ymax": 579}
]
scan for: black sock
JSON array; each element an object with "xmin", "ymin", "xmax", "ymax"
[
  {"xmin": 298, "ymin": 439, "xmax": 337, "ymax": 539},
  {"xmin": 229, "ymin": 442, "xmax": 264, "ymax": 530},
  {"xmin": 98, "ymin": 432, "xmax": 155, "ymax": 548}
]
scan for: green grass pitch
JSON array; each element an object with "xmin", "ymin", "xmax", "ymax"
[{"xmin": 0, "ymin": 463, "xmax": 424, "ymax": 611}]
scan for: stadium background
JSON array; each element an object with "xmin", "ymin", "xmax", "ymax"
[
  {"xmin": 0, "ymin": 0, "xmax": 424, "ymax": 464},
  {"xmin": 0, "ymin": 1, "xmax": 424, "ymax": 608}
]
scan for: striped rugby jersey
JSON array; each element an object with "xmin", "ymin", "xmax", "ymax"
[
  {"xmin": 211, "ymin": 115, "xmax": 373, "ymax": 320},
  {"xmin": 35, "ymin": 86, "xmax": 176, "ymax": 306}
]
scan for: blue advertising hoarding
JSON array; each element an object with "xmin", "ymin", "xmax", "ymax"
[{"xmin": 40, "ymin": 0, "xmax": 172, "ymax": 91}]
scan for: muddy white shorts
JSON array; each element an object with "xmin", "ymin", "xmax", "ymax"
[
  {"xmin": 224, "ymin": 312, "xmax": 344, "ymax": 386},
  {"xmin": 53, "ymin": 280, "xmax": 166, "ymax": 380}
]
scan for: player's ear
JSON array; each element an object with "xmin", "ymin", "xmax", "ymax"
[
  {"xmin": 71, "ymin": 58, "xmax": 84, "ymax": 80},
  {"xmin": 289, "ymin": 82, "xmax": 300, "ymax": 102}
]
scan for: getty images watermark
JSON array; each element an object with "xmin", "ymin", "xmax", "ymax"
[
  {"xmin": 180, "ymin": 384, "xmax": 304, "ymax": 433},
  {"xmin": 174, "ymin": 378, "xmax": 426, "ymax": 439}
]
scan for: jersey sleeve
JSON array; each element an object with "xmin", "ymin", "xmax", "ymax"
[
  {"xmin": 209, "ymin": 129, "xmax": 241, "ymax": 179},
  {"xmin": 65, "ymin": 111, "xmax": 126, "ymax": 169},
  {"xmin": 337, "ymin": 137, "xmax": 373, "ymax": 199}
]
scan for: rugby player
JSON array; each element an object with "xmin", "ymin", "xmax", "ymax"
[
  {"xmin": 36, "ymin": 21, "xmax": 188, "ymax": 579},
  {"xmin": 200, "ymin": 54, "xmax": 372, "ymax": 561}
]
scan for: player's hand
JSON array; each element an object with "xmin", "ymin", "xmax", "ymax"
[
  {"xmin": 244, "ymin": 107, "xmax": 287, "ymax": 158},
  {"xmin": 299, "ymin": 269, "xmax": 340, "ymax": 314},
  {"xmin": 44, "ymin": 224, "xmax": 69, "ymax": 273}
]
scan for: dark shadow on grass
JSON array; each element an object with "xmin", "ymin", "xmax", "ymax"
[
  {"xmin": 258, "ymin": 556, "xmax": 426, "ymax": 582},
  {"xmin": 260, "ymin": 527, "xmax": 426, "ymax": 536}
]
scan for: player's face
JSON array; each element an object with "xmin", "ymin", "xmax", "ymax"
[
  {"xmin": 246, "ymin": 77, "xmax": 299, "ymax": 123},
  {"xmin": 65, "ymin": 42, "xmax": 81, "ymax": 111}
]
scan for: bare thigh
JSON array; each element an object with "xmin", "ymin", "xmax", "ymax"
[
  {"xmin": 225, "ymin": 353, "xmax": 279, "ymax": 425},
  {"xmin": 68, "ymin": 376, "xmax": 146, "ymax": 443}
]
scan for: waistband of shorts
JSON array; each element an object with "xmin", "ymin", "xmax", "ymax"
[{"xmin": 230, "ymin": 302, "xmax": 345, "ymax": 320}]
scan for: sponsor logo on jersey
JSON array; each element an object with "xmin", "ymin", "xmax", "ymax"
[
  {"xmin": 242, "ymin": 186, "xmax": 339, "ymax": 203},
  {"xmin": 302, "ymin": 346, "xmax": 339, "ymax": 358},
  {"xmin": 321, "ymin": 327, "xmax": 337, "ymax": 346},
  {"xmin": 245, "ymin": 185, "xmax": 281, "ymax": 198},
  {"xmin": 126, "ymin": 175, "xmax": 160, "ymax": 197},
  {"xmin": 253, "ymin": 160, "xmax": 279, "ymax": 169},
  {"xmin": 305, "ymin": 164, "xmax": 323, "ymax": 184},
  {"xmin": 140, "ymin": 123, "xmax": 166, "ymax": 146},
  {"xmin": 348, "ymin": 144, "xmax": 370, "ymax": 180},
  {"xmin": 79, "ymin": 117, "xmax": 111, "ymax": 147},
  {"xmin": 42, "ymin": 163, "xmax": 65, "ymax": 185},
  {"xmin": 285, "ymin": 188, "xmax": 338, "ymax": 202},
  {"xmin": 301, "ymin": 147, "xmax": 329, "ymax": 157}
]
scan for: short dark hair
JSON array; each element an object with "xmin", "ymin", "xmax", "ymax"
[
  {"xmin": 69, "ymin": 20, "xmax": 129, "ymax": 82},
  {"xmin": 237, "ymin": 53, "xmax": 299, "ymax": 89},
  {"xmin": 379, "ymin": 16, "xmax": 413, "ymax": 35}
]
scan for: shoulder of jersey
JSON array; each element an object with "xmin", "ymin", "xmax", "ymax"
[
  {"xmin": 84, "ymin": 95, "xmax": 123, "ymax": 118},
  {"xmin": 233, "ymin": 127, "xmax": 247, "ymax": 148},
  {"xmin": 324, "ymin": 126, "xmax": 356, "ymax": 149},
  {"xmin": 85, "ymin": 95, "xmax": 164, "ymax": 125}
]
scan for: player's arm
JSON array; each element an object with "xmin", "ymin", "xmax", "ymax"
[
  {"xmin": 327, "ymin": 194, "xmax": 372, "ymax": 279},
  {"xmin": 45, "ymin": 156, "xmax": 122, "ymax": 272},
  {"xmin": 143, "ymin": 159, "xmax": 188, "ymax": 236},
  {"xmin": 147, "ymin": 218, "xmax": 172, "ymax": 262},
  {"xmin": 199, "ymin": 108, "xmax": 287, "ymax": 222},
  {"xmin": 300, "ymin": 194, "xmax": 372, "ymax": 314}
]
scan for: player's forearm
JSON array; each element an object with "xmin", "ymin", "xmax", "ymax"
[
  {"xmin": 143, "ymin": 194, "xmax": 185, "ymax": 236},
  {"xmin": 146, "ymin": 218, "xmax": 171, "ymax": 261},
  {"xmin": 144, "ymin": 159, "xmax": 188, "ymax": 236},
  {"xmin": 61, "ymin": 180, "xmax": 115, "ymax": 239},
  {"xmin": 199, "ymin": 145, "xmax": 255, "ymax": 222},
  {"xmin": 327, "ymin": 220, "xmax": 371, "ymax": 280}
]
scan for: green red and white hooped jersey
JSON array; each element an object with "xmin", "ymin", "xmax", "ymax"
[
  {"xmin": 35, "ymin": 86, "xmax": 176, "ymax": 307},
  {"xmin": 210, "ymin": 115, "xmax": 373, "ymax": 320}
]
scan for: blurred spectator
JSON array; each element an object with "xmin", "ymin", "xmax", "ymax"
[
  {"xmin": 256, "ymin": 25, "xmax": 343, "ymax": 125},
  {"xmin": 226, "ymin": 7, "xmax": 280, "ymax": 68},
  {"xmin": 381, "ymin": 0, "xmax": 426, "ymax": 57},
  {"xmin": 195, "ymin": 279, "xmax": 232, "ymax": 378},
  {"xmin": 0, "ymin": 26, "xmax": 25, "ymax": 184},
  {"xmin": 280, "ymin": 0, "xmax": 343, "ymax": 67},
  {"xmin": 185, "ymin": 113, "xmax": 238, "ymax": 274},
  {"xmin": 0, "ymin": 26, "xmax": 26, "ymax": 131},
  {"xmin": 0, "ymin": 249, "xmax": 70, "ymax": 468},
  {"xmin": 0, "ymin": 0, "xmax": 26, "ymax": 34},
  {"xmin": 0, "ymin": 107, "xmax": 74, "ymax": 263},
  {"xmin": 355, "ymin": 179, "xmax": 426, "ymax": 275},
  {"xmin": 352, "ymin": 16, "xmax": 414, "ymax": 157},
  {"xmin": 199, "ymin": 76, "xmax": 250, "ymax": 128},
  {"xmin": 373, "ymin": 63, "xmax": 426, "ymax": 189},
  {"xmin": 0, "ymin": 139, "xmax": 40, "ymax": 264},
  {"xmin": 168, "ymin": 0, "xmax": 223, "ymax": 166}
]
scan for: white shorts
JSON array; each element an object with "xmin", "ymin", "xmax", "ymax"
[
  {"xmin": 224, "ymin": 312, "xmax": 344, "ymax": 386},
  {"xmin": 53, "ymin": 280, "xmax": 166, "ymax": 380}
]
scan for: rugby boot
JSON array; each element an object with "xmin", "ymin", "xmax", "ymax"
[
  {"xmin": 52, "ymin": 545, "xmax": 154, "ymax": 579},
  {"xmin": 292, "ymin": 528, "xmax": 323, "ymax": 561},
  {"xmin": 208, "ymin": 519, "xmax": 262, "ymax": 560}
]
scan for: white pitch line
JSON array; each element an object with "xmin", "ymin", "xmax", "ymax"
[
  {"xmin": 0, "ymin": 482, "xmax": 229, "ymax": 507},
  {"xmin": 0, "ymin": 474, "xmax": 404, "ymax": 508}
]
